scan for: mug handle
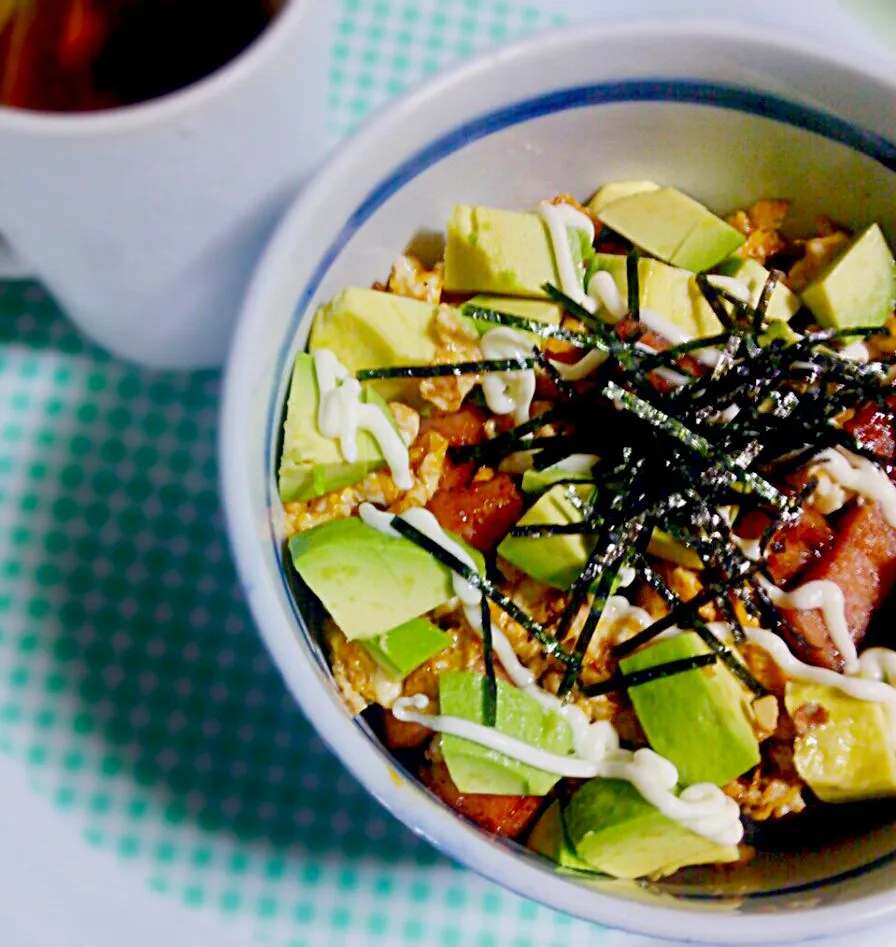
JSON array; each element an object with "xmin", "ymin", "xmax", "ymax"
[{"xmin": 0, "ymin": 236, "xmax": 34, "ymax": 278}]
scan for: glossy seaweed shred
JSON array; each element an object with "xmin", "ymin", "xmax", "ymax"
[
  {"xmin": 356, "ymin": 357, "xmax": 535, "ymax": 380},
  {"xmin": 582, "ymin": 652, "xmax": 718, "ymax": 698},
  {"xmin": 389, "ymin": 515, "xmax": 575, "ymax": 665}
]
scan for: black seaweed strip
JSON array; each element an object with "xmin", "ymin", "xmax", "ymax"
[
  {"xmin": 626, "ymin": 250, "xmax": 640, "ymax": 320},
  {"xmin": 390, "ymin": 517, "xmax": 574, "ymax": 663},
  {"xmin": 582, "ymin": 653, "xmax": 718, "ymax": 697},
  {"xmin": 532, "ymin": 346, "xmax": 577, "ymax": 400},
  {"xmin": 752, "ymin": 269, "xmax": 780, "ymax": 335},
  {"xmin": 356, "ymin": 358, "xmax": 535, "ymax": 380},
  {"xmin": 461, "ymin": 304, "xmax": 602, "ymax": 348}
]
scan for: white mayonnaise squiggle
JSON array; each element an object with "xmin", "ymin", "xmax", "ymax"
[
  {"xmin": 760, "ymin": 577, "xmax": 858, "ymax": 674},
  {"xmin": 549, "ymin": 349, "xmax": 608, "ymax": 381},
  {"xmin": 360, "ymin": 502, "xmax": 742, "ymax": 847},
  {"xmin": 589, "ymin": 270, "xmax": 626, "ymax": 322},
  {"xmin": 313, "ymin": 349, "xmax": 412, "ymax": 489},
  {"xmin": 807, "ymin": 448, "xmax": 896, "ymax": 527},
  {"xmin": 859, "ymin": 647, "xmax": 896, "ymax": 686},
  {"xmin": 744, "ymin": 629, "xmax": 896, "ymax": 740},
  {"xmin": 537, "ymin": 203, "xmax": 596, "ymax": 314},
  {"xmin": 479, "ymin": 327, "xmax": 536, "ymax": 424}
]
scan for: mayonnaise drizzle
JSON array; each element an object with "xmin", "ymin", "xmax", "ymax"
[
  {"xmin": 479, "ymin": 327, "xmax": 536, "ymax": 424},
  {"xmin": 760, "ymin": 577, "xmax": 857, "ymax": 673},
  {"xmin": 744, "ymin": 629, "xmax": 896, "ymax": 740},
  {"xmin": 313, "ymin": 349, "xmax": 412, "ymax": 489},
  {"xmin": 735, "ymin": 528, "xmax": 860, "ymax": 671},
  {"xmin": 549, "ymin": 349, "xmax": 609, "ymax": 381},
  {"xmin": 589, "ymin": 270, "xmax": 626, "ymax": 322},
  {"xmin": 360, "ymin": 502, "xmax": 743, "ymax": 847},
  {"xmin": 705, "ymin": 274, "xmax": 752, "ymax": 304},
  {"xmin": 638, "ymin": 309, "xmax": 721, "ymax": 369},
  {"xmin": 807, "ymin": 448, "xmax": 896, "ymax": 528},
  {"xmin": 537, "ymin": 203, "xmax": 597, "ymax": 314}
]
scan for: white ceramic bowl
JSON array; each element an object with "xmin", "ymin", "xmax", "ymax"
[{"xmin": 221, "ymin": 20, "xmax": 896, "ymax": 944}]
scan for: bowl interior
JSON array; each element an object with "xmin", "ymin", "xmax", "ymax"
[{"xmin": 224, "ymin": 49, "xmax": 896, "ymax": 941}]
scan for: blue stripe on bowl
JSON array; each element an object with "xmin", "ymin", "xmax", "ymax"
[{"xmin": 263, "ymin": 78, "xmax": 896, "ymax": 900}]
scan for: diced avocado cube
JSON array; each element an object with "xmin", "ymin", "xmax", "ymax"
[
  {"xmin": 527, "ymin": 800, "xmax": 595, "ymax": 871},
  {"xmin": 360, "ymin": 617, "xmax": 452, "ymax": 680},
  {"xmin": 714, "ymin": 256, "xmax": 800, "ymax": 322},
  {"xmin": 800, "ymin": 224, "xmax": 896, "ymax": 330},
  {"xmin": 620, "ymin": 632, "xmax": 760, "ymax": 786},
  {"xmin": 278, "ymin": 354, "xmax": 392, "ymax": 502},
  {"xmin": 499, "ymin": 482, "xmax": 702, "ymax": 587},
  {"xmin": 439, "ymin": 670, "xmax": 573, "ymax": 796},
  {"xmin": 288, "ymin": 518, "xmax": 482, "ymax": 641},
  {"xmin": 463, "ymin": 294, "xmax": 564, "ymax": 339},
  {"xmin": 785, "ymin": 682, "xmax": 896, "ymax": 803},
  {"xmin": 646, "ymin": 529, "xmax": 705, "ymax": 571},
  {"xmin": 587, "ymin": 180, "xmax": 660, "ymax": 217},
  {"xmin": 564, "ymin": 778, "xmax": 740, "ymax": 879},
  {"xmin": 596, "ymin": 187, "xmax": 745, "ymax": 272},
  {"xmin": 308, "ymin": 287, "xmax": 442, "ymax": 402},
  {"xmin": 445, "ymin": 205, "xmax": 556, "ymax": 297},
  {"xmin": 444, "ymin": 205, "xmax": 594, "ymax": 298},
  {"xmin": 497, "ymin": 484, "xmax": 596, "ymax": 590},
  {"xmin": 521, "ymin": 465, "xmax": 594, "ymax": 495},
  {"xmin": 593, "ymin": 254, "xmax": 723, "ymax": 337}
]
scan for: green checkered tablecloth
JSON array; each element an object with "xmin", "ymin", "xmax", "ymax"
[{"xmin": 0, "ymin": 2, "xmax": 640, "ymax": 945}]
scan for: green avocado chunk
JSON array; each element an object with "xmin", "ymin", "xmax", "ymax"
[
  {"xmin": 439, "ymin": 670, "xmax": 573, "ymax": 796},
  {"xmin": 587, "ymin": 180, "xmax": 660, "ymax": 217},
  {"xmin": 596, "ymin": 187, "xmax": 745, "ymax": 272},
  {"xmin": 714, "ymin": 256, "xmax": 801, "ymax": 322},
  {"xmin": 288, "ymin": 517, "xmax": 482, "ymax": 641},
  {"xmin": 497, "ymin": 484, "xmax": 596, "ymax": 590},
  {"xmin": 592, "ymin": 254, "xmax": 723, "ymax": 337},
  {"xmin": 308, "ymin": 287, "xmax": 442, "ymax": 402},
  {"xmin": 800, "ymin": 223, "xmax": 896, "ymax": 330},
  {"xmin": 278, "ymin": 354, "xmax": 392, "ymax": 502},
  {"xmin": 785, "ymin": 682, "xmax": 896, "ymax": 803},
  {"xmin": 527, "ymin": 800, "xmax": 595, "ymax": 871},
  {"xmin": 620, "ymin": 632, "xmax": 760, "ymax": 787},
  {"xmin": 563, "ymin": 778, "xmax": 740, "ymax": 879},
  {"xmin": 444, "ymin": 205, "xmax": 594, "ymax": 297},
  {"xmin": 360, "ymin": 617, "xmax": 452, "ymax": 680},
  {"xmin": 520, "ymin": 458, "xmax": 596, "ymax": 494}
]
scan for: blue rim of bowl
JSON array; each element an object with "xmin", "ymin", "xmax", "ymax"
[{"xmin": 267, "ymin": 78, "xmax": 896, "ymax": 901}]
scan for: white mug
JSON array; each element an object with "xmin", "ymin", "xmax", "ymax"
[{"xmin": 0, "ymin": 0, "xmax": 331, "ymax": 369}]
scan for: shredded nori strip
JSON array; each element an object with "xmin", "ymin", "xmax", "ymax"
[
  {"xmin": 531, "ymin": 345, "xmax": 577, "ymax": 399},
  {"xmin": 582, "ymin": 652, "xmax": 718, "ymax": 697},
  {"xmin": 356, "ymin": 358, "xmax": 535, "ymax": 380},
  {"xmin": 626, "ymin": 250, "xmax": 640, "ymax": 320},
  {"xmin": 460, "ymin": 304, "xmax": 604, "ymax": 348},
  {"xmin": 752, "ymin": 269, "xmax": 780, "ymax": 335},
  {"xmin": 389, "ymin": 516, "xmax": 574, "ymax": 664}
]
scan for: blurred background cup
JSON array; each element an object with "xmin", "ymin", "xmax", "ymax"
[{"xmin": 0, "ymin": 0, "xmax": 331, "ymax": 369}]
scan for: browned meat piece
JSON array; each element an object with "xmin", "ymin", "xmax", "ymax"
[
  {"xmin": 382, "ymin": 711, "xmax": 431, "ymax": 751},
  {"xmin": 781, "ymin": 503, "xmax": 896, "ymax": 670},
  {"xmin": 427, "ymin": 473, "xmax": 524, "ymax": 553},
  {"xmin": 844, "ymin": 402, "xmax": 896, "ymax": 474},
  {"xmin": 736, "ymin": 507, "xmax": 834, "ymax": 585},
  {"xmin": 420, "ymin": 761, "xmax": 543, "ymax": 839},
  {"xmin": 420, "ymin": 403, "xmax": 488, "ymax": 446}
]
